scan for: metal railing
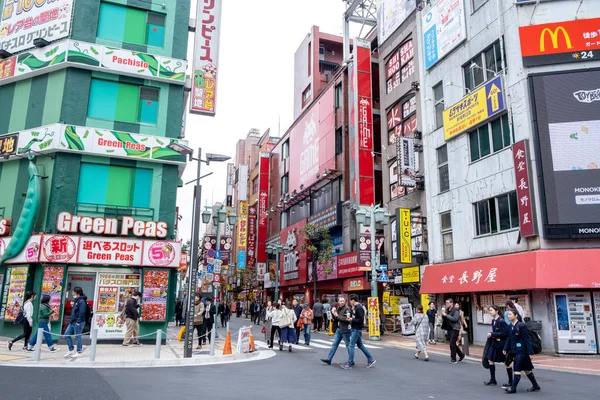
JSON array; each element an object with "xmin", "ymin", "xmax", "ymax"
[{"xmin": 76, "ymin": 203, "xmax": 155, "ymax": 220}]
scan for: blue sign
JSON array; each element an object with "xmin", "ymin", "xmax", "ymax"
[
  {"xmin": 215, "ymin": 250, "xmax": 222, "ymax": 260},
  {"xmin": 197, "ymin": 271, "xmax": 203, "ymax": 278},
  {"xmin": 378, "ymin": 273, "xmax": 389, "ymax": 283},
  {"xmin": 207, "ymin": 249, "xmax": 215, "ymax": 258},
  {"xmin": 237, "ymin": 251, "xmax": 246, "ymax": 270},
  {"xmin": 379, "ymin": 264, "xmax": 388, "ymax": 272},
  {"xmin": 207, "ymin": 264, "xmax": 214, "ymax": 273}
]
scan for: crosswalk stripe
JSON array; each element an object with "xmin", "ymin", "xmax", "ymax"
[{"xmin": 253, "ymin": 340, "xmax": 312, "ymax": 351}]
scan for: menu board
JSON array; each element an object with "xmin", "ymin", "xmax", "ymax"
[
  {"xmin": 94, "ymin": 273, "xmax": 140, "ymax": 338},
  {"xmin": 40, "ymin": 266, "xmax": 64, "ymax": 321},
  {"xmin": 141, "ymin": 269, "xmax": 169, "ymax": 321},
  {"xmin": 3, "ymin": 266, "xmax": 28, "ymax": 321}
]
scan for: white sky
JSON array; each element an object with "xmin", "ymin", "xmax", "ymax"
[{"xmin": 176, "ymin": 0, "xmax": 351, "ymax": 242}]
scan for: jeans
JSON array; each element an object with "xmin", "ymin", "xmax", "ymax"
[
  {"xmin": 348, "ymin": 329, "xmax": 373, "ymax": 365},
  {"xmin": 303, "ymin": 323, "xmax": 311, "ymax": 343},
  {"xmin": 448, "ymin": 329, "xmax": 464, "ymax": 361},
  {"xmin": 326, "ymin": 329, "xmax": 351, "ymax": 361},
  {"xmin": 429, "ymin": 322, "xmax": 435, "ymax": 340},
  {"xmin": 29, "ymin": 322, "xmax": 54, "ymax": 349},
  {"xmin": 65, "ymin": 322, "xmax": 84, "ymax": 352}
]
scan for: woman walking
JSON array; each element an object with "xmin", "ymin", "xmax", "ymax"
[
  {"xmin": 503, "ymin": 309, "xmax": 541, "ymax": 394},
  {"xmin": 266, "ymin": 302, "xmax": 281, "ymax": 348},
  {"xmin": 193, "ymin": 294, "xmax": 205, "ymax": 349},
  {"xmin": 483, "ymin": 305, "xmax": 509, "ymax": 386},
  {"xmin": 27, "ymin": 295, "xmax": 59, "ymax": 352},
  {"xmin": 300, "ymin": 304, "xmax": 314, "ymax": 345},
  {"xmin": 279, "ymin": 303, "xmax": 297, "ymax": 352},
  {"xmin": 7, "ymin": 291, "xmax": 36, "ymax": 351},
  {"xmin": 455, "ymin": 302, "xmax": 468, "ymax": 348},
  {"xmin": 175, "ymin": 300, "xmax": 183, "ymax": 326},
  {"xmin": 413, "ymin": 305, "xmax": 430, "ymax": 361}
]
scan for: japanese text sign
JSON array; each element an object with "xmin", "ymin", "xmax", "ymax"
[
  {"xmin": 343, "ymin": 277, "xmax": 370, "ymax": 291},
  {"xmin": 337, "ymin": 253, "xmax": 362, "ymax": 278},
  {"xmin": 422, "ymin": 0, "xmax": 466, "ymax": 69},
  {"xmin": 519, "ymin": 18, "xmax": 600, "ymax": 67},
  {"xmin": 0, "ymin": 133, "xmax": 18, "ymax": 157},
  {"xmin": 257, "ymin": 154, "xmax": 270, "ymax": 264},
  {"xmin": 191, "ymin": 0, "xmax": 223, "ymax": 115},
  {"xmin": 443, "ymin": 76, "xmax": 505, "ymax": 141},
  {"xmin": 237, "ymin": 201, "xmax": 248, "ymax": 269},
  {"xmin": 247, "ymin": 205, "xmax": 257, "ymax": 267},
  {"xmin": 512, "ymin": 140, "xmax": 537, "ymax": 237}
]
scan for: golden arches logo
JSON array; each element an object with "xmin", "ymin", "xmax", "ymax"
[{"xmin": 540, "ymin": 27, "xmax": 573, "ymax": 52}]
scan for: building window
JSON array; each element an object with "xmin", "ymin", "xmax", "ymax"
[
  {"xmin": 281, "ymin": 175, "xmax": 289, "ymax": 195},
  {"xmin": 282, "ymin": 140, "xmax": 290, "ymax": 160},
  {"xmin": 310, "ymin": 179, "xmax": 340, "ymax": 215},
  {"xmin": 469, "ymin": 114, "xmax": 511, "ymax": 162},
  {"xmin": 77, "ymin": 163, "xmax": 152, "ymax": 208},
  {"xmin": 389, "ymin": 159, "xmax": 401, "ymax": 200},
  {"xmin": 335, "ymin": 127, "xmax": 343, "ymax": 155},
  {"xmin": 319, "ymin": 45, "xmax": 325, "ymax": 61},
  {"xmin": 280, "ymin": 210, "xmax": 289, "ymax": 230},
  {"xmin": 433, "ymin": 82, "xmax": 444, "ymax": 129},
  {"xmin": 472, "ymin": 0, "xmax": 488, "ymax": 12},
  {"xmin": 88, "ymin": 79, "xmax": 159, "ymax": 125},
  {"xmin": 391, "ymin": 218, "xmax": 398, "ymax": 260},
  {"xmin": 474, "ymin": 192, "xmax": 519, "ymax": 236},
  {"xmin": 308, "ymin": 42, "xmax": 311, "ymax": 77},
  {"xmin": 97, "ymin": 2, "xmax": 165, "ymax": 47},
  {"xmin": 335, "ymin": 84, "xmax": 343, "ymax": 109},
  {"xmin": 463, "ymin": 40, "xmax": 503, "ymax": 91},
  {"xmin": 440, "ymin": 212, "xmax": 453, "ymax": 261},
  {"xmin": 302, "ymin": 85, "xmax": 312, "ymax": 107},
  {"xmin": 437, "ymin": 145, "xmax": 449, "ymax": 193},
  {"xmin": 386, "ymin": 39, "xmax": 415, "ymax": 94},
  {"xmin": 252, "ymin": 178, "xmax": 258, "ymax": 195}
]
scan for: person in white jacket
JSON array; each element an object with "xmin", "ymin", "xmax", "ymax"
[
  {"xmin": 278, "ymin": 303, "xmax": 298, "ymax": 352},
  {"xmin": 267, "ymin": 303, "xmax": 282, "ymax": 349},
  {"xmin": 7, "ymin": 291, "xmax": 36, "ymax": 351}
]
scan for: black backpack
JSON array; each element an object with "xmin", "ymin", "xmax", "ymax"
[
  {"xmin": 530, "ymin": 331, "xmax": 542, "ymax": 354},
  {"xmin": 85, "ymin": 301, "xmax": 92, "ymax": 326},
  {"xmin": 15, "ymin": 306, "xmax": 26, "ymax": 324}
]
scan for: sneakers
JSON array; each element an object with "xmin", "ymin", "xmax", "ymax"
[
  {"xmin": 340, "ymin": 363, "xmax": 353, "ymax": 370},
  {"xmin": 449, "ymin": 360, "xmax": 458, "ymax": 364},
  {"xmin": 320, "ymin": 358, "xmax": 331, "ymax": 365},
  {"xmin": 526, "ymin": 386, "xmax": 541, "ymax": 392},
  {"xmin": 122, "ymin": 343, "xmax": 130, "ymax": 347},
  {"xmin": 459, "ymin": 354, "xmax": 465, "ymax": 362},
  {"xmin": 25, "ymin": 347, "xmax": 34, "ymax": 352},
  {"xmin": 49, "ymin": 347, "xmax": 60, "ymax": 353},
  {"xmin": 7, "ymin": 341, "xmax": 12, "ymax": 351},
  {"xmin": 367, "ymin": 359, "xmax": 377, "ymax": 368},
  {"xmin": 71, "ymin": 352, "xmax": 83, "ymax": 358},
  {"xmin": 132, "ymin": 342, "xmax": 142, "ymax": 346},
  {"xmin": 64, "ymin": 350, "xmax": 75, "ymax": 358},
  {"xmin": 484, "ymin": 380, "xmax": 498, "ymax": 386},
  {"xmin": 501, "ymin": 383, "xmax": 512, "ymax": 389}
]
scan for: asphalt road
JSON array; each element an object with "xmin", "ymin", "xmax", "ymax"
[{"xmin": 1, "ymin": 317, "xmax": 599, "ymax": 400}]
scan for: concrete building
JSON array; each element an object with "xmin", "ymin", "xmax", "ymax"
[{"xmin": 418, "ymin": 0, "xmax": 600, "ymax": 354}]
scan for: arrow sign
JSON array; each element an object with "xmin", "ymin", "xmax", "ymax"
[
  {"xmin": 488, "ymin": 83, "xmax": 502, "ymax": 112},
  {"xmin": 379, "ymin": 264, "xmax": 388, "ymax": 272},
  {"xmin": 215, "ymin": 250, "xmax": 222, "ymax": 259}
]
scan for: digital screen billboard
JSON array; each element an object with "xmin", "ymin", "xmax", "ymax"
[{"xmin": 530, "ymin": 69, "xmax": 600, "ymax": 238}]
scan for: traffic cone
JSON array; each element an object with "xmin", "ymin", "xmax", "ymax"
[
  {"xmin": 177, "ymin": 326, "xmax": 185, "ymax": 342},
  {"xmin": 249, "ymin": 327, "xmax": 256, "ymax": 352},
  {"xmin": 223, "ymin": 331, "xmax": 232, "ymax": 355},
  {"xmin": 328, "ymin": 320, "xmax": 334, "ymax": 336}
]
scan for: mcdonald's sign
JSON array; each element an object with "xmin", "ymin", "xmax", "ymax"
[{"xmin": 519, "ymin": 18, "xmax": 600, "ymax": 67}]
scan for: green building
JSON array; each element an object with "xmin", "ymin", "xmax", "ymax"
[{"xmin": 0, "ymin": 0, "xmax": 190, "ymax": 342}]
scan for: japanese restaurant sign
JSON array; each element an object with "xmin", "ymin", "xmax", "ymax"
[
  {"xmin": 191, "ymin": 0, "xmax": 223, "ymax": 115},
  {"xmin": 343, "ymin": 276, "xmax": 371, "ymax": 291},
  {"xmin": 512, "ymin": 140, "xmax": 537, "ymax": 237}
]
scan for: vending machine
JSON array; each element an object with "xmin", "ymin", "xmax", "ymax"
[
  {"xmin": 552, "ymin": 292, "xmax": 597, "ymax": 354},
  {"xmin": 593, "ymin": 292, "xmax": 600, "ymax": 355}
]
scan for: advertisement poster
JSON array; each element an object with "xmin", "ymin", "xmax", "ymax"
[
  {"xmin": 237, "ymin": 326, "xmax": 252, "ymax": 354},
  {"xmin": 422, "ymin": 0, "xmax": 466, "ymax": 69},
  {"xmin": 94, "ymin": 273, "xmax": 140, "ymax": 337},
  {"xmin": 0, "ymin": 268, "xmax": 9, "ymax": 319},
  {"xmin": 308, "ymin": 257, "xmax": 338, "ymax": 282},
  {"xmin": 400, "ymin": 303, "xmax": 415, "ymax": 335},
  {"xmin": 142, "ymin": 270, "xmax": 169, "ymax": 321},
  {"xmin": 40, "ymin": 266, "xmax": 64, "ymax": 321},
  {"xmin": 377, "ymin": 0, "xmax": 417, "ymax": 45},
  {"xmin": 96, "ymin": 287, "xmax": 118, "ymax": 313},
  {"xmin": 367, "ymin": 297, "xmax": 381, "ymax": 339},
  {"xmin": 4, "ymin": 266, "xmax": 28, "ymax": 321}
]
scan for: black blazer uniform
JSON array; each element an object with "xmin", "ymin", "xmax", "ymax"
[
  {"xmin": 504, "ymin": 321, "xmax": 534, "ymax": 372},
  {"xmin": 485, "ymin": 316, "xmax": 509, "ymax": 363}
]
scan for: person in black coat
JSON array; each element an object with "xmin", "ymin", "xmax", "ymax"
[
  {"xmin": 503, "ymin": 309, "xmax": 541, "ymax": 394},
  {"xmin": 483, "ymin": 305, "xmax": 509, "ymax": 386},
  {"xmin": 203, "ymin": 298, "xmax": 217, "ymax": 344}
]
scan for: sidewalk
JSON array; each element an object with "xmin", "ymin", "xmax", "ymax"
[{"xmin": 378, "ymin": 332, "xmax": 600, "ymax": 376}]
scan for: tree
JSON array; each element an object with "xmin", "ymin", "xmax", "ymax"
[
  {"xmin": 181, "ymin": 239, "xmax": 191, "ymax": 254},
  {"xmin": 298, "ymin": 223, "xmax": 334, "ymax": 303}
]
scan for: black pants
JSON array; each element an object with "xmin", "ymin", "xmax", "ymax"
[
  {"xmin": 269, "ymin": 326, "xmax": 281, "ymax": 347},
  {"xmin": 314, "ymin": 316, "xmax": 323, "ymax": 331},
  {"xmin": 203, "ymin": 320, "xmax": 213, "ymax": 344},
  {"xmin": 449, "ymin": 329, "xmax": 464, "ymax": 361},
  {"xmin": 220, "ymin": 314, "xmax": 226, "ymax": 327},
  {"xmin": 12, "ymin": 323, "xmax": 32, "ymax": 346},
  {"xmin": 194, "ymin": 324, "xmax": 205, "ymax": 346},
  {"xmin": 295, "ymin": 324, "xmax": 301, "ymax": 343}
]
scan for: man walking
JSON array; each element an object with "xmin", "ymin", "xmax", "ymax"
[
  {"xmin": 426, "ymin": 301, "xmax": 437, "ymax": 344},
  {"xmin": 122, "ymin": 291, "xmax": 142, "ymax": 347},
  {"xmin": 341, "ymin": 294, "xmax": 376, "ymax": 369},
  {"xmin": 203, "ymin": 297, "xmax": 216, "ymax": 344},
  {"xmin": 313, "ymin": 298, "xmax": 323, "ymax": 332},
  {"xmin": 236, "ymin": 300, "xmax": 242, "ymax": 318},
  {"xmin": 442, "ymin": 298, "xmax": 465, "ymax": 364},
  {"xmin": 218, "ymin": 302, "xmax": 226, "ymax": 328},
  {"xmin": 509, "ymin": 296, "xmax": 524, "ymax": 319},
  {"xmin": 321, "ymin": 296, "xmax": 351, "ymax": 365},
  {"xmin": 64, "ymin": 287, "xmax": 88, "ymax": 358}
]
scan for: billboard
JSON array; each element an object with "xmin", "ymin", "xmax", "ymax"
[
  {"xmin": 237, "ymin": 201, "xmax": 248, "ymax": 269},
  {"xmin": 256, "ymin": 154, "xmax": 269, "ymax": 265},
  {"xmin": 397, "ymin": 208, "xmax": 412, "ymax": 264},
  {"xmin": 0, "ymin": 0, "xmax": 73, "ymax": 54},
  {"xmin": 422, "ymin": 0, "xmax": 466, "ymax": 70},
  {"xmin": 519, "ymin": 18, "xmax": 600, "ymax": 67},
  {"xmin": 530, "ymin": 69, "xmax": 600, "ymax": 238},
  {"xmin": 288, "ymin": 85, "xmax": 335, "ymax": 194},
  {"xmin": 190, "ymin": 0, "xmax": 223, "ymax": 115},
  {"xmin": 377, "ymin": 0, "xmax": 417, "ymax": 45},
  {"xmin": 247, "ymin": 205, "xmax": 257, "ymax": 267},
  {"xmin": 512, "ymin": 140, "xmax": 537, "ymax": 238},
  {"xmin": 237, "ymin": 164, "xmax": 249, "ymax": 201}
]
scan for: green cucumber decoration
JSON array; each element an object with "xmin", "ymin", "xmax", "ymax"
[{"xmin": 1, "ymin": 153, "xmax": 41, "ymax": 265}]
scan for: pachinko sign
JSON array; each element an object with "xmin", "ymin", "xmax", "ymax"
[
  {"xmin": 0, "ymin": 0, "xmax": 73, "ymax": 54},
  {"xmin": 190, "ymin": 0, "xmax": 223, "ymax": 115}
]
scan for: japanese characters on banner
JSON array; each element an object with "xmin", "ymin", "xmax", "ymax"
[
  {"xmin": 257, "ymin": 154, "xmax": 270, "ymax": 266},
  {"xmin": 237, "ymin": 201, "xmax": 248, "ymax": 269},
  {"xmin": 237, "ymin": 164, "xmax": 249, "ymax": 201},
  {"xmin": 191, "ymin": 0, "xmax": 223, "ymax": 115},
  {"xmin": 422, "ymin": 0, "xmax": 466, "ymax": 70},
  {"xmin": 308, "ymin": 257, "xmax": 338, "ymax": 282},
  {"xmin": 219, "ymin": 236, "xmax": 232, "ymax": 266},
  {"xmin": 512, "ymin": 140, "xmax": 537, "ymax": 237},
  {"xmin": 0, "ymin": 0, "xmax": 73, "ymax": 54},
  {"xmin": 41, "ymin": 266, "xmax": 64, "ymax": 321},
  {"xmin": 385, "ymin": 39, "xmax": 415, "ymax": 95},
  {"xmin": 247, "ymin": 205, "xmax": 257, "ymax": 267},
  {"xmin": 0, "ymin": 133, "xmax": 18, "ymax": 157},
  {"xmin": 94, "ymin": 273, "xmax": 141, "ymax": 337},
  {"xmin": 337, "ymin": 253, "xmax": 362, "ymax": 278},
  {"xmin": 226, "ymin": 163, "xmax": 235, "ymax": 206},
  {"xmin": 368, "ymin": 297, "xmax": 381, "ymax": 339},
  {"xmin": 3, "ymin": 266, "xmax": 28, "ymax": 321},
  {"xmin": 398, "ymin": 137, "xmax": 416, "ymax": 187},
  {"xmin": 142, "ymin": 270, "xmax": 169, "ymax": 321}
]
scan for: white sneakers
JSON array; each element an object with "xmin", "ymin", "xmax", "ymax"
[{"xmin": 64, "ymin": 350, "xmax": 82, "ymax": 358}]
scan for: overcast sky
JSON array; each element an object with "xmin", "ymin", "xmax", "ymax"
[{"xmin": 176, "ymin": 0, "xmax": 353, "ymax": 241}]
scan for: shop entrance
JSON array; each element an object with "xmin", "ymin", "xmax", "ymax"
[{"xmin": 62, "ymin": 272, "xmax": 96, "ymax": 334}]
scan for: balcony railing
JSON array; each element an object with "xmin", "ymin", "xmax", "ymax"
[{"xmin": 76, "ymin": 203, "xmax": 155, "ymax": 221}]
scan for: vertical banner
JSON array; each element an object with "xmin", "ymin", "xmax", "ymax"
[
  {"xmin": 41, "ymin": 266, "xmax": 65, "ymax": 321},
  {"xmin": 238, "ymin": 164, "xmax": 249, "ymax": 201},
  {"xmin": 257, "ymin": 153, "xmax": 270, "ymax": 266},
  {"xmin": 190, "ymin": 0, "xmax": 223, "ymax": 115},
  {"xmin": 247, "ymin": 205, "xmax": 257, "ymax": 267},
  {"xmin": 368, "ymin": 297, "xmax": 381, "ymax": 339},
  {"xmin": 237, "ymin": 201, "xmax": 248, "ymax": 269},
  {"xmin": 512, "ymin": 140, "xmax": 537, "ymax": 237},
  {"xmin": 398, "ymin": 137, "xmax": 416, "ymax": 187},
  {"xmin": 226, "ymin": 163, "xmax": 235, "ymax": 207},
  {"xmin": 397, "ymin": 208, "xmax": 412, "ymax": 264}
]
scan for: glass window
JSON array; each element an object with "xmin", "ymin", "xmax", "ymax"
[
  {"xmin": 472, "ymin": 0, "xmax": 488, "ymax": 11},
  {"xmin": 97, "ymin": 2, "xmax": 164, "ymax": 47},
  {"xmin": 77, "ymin": 164, "xmax": 151, "ymax": 208},
  {"xmin": 476, "ymin": 201, "xmax": 491, "ymax": 236},
  {"xmin": 433, "ymin": 82, "xmax": 444, "ymax": 129},
  {"xmin": 463, "ymin": 39, "xmax": 505, "ymax": 91},
  {"xmin": 440, "ymin": 212, "xmax": 453, "ymax": 261},
  {"xmin": 282, "ymin": 140, "xmax": 289, "ymax": 159},
  {"xmin": 437, "ymin": 145, "xmax": 449, "ymax": 193},
  {"xmin": 281, "ymin": 175, "xmax": 289, "ymax": 195},
  {"xmin": 335, "ymin": 84, "xmax": 343, "ymax": 109},
  {"xmin": 335, "ymin": 127, "xmax": 343, "ymax": 155},
  {"xmin": 280, "ymin": 210, "xmax": 288, "ymax": 230},
  {"xmin": 475, "ymin": 192, "xmax": 519, "ymax": 236},
  {"xmin": 252, "ymin": 178, "xmax": 258, "ymax": 194},
  {"xmin": 138, "ymin": 87, "xmax": 159, "ymax": 125},
  {"xmin": 146, "ymin": 12, "xmax": 166, "ymax": 47},
  {"xmin": 88, "ymin": 79, "xmax": 158, "ymax": 125},
  {"xmin": 470, "ymin": 114, "xmax": 511, "ymax": 162}
]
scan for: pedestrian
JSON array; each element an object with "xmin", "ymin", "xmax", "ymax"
[
  {"xmin": 7, "ymin": 291, "xmax": 36, "ymax": 351},
  {"xmin": 503, "ymin": 309, "xmax": 541, "ymax": 394},
  {"xmin": 175, "ymin": 300, "xmax": 183, "ymax": 326},
  {"xmin": 504, "ymin": 299, "xmax": 523, "ymax": 324},
  {"xmin": 254, "ymin": 301, "xmax": 262, "ymax": 325},
  {"xmin": 250, "ymin": 300, "xmax": 256, "ymax": 322},
  {"xmin": 321, "ymin": 296, "xmax": 352, "ymax": 365},
  {"xmin": 64, "ymin": 287, "xmax": 89, "ymax": 357},
  {"xmin": 236, "ymin": 300, "xmax": 242, "ymax": 318},
  {"xmin": 122, "ymin": 291, "xmax": 142, "ymax": 347},
  {"xmin": 300, "ymin": 303, "xmax": 314, "ymax": 345},
  {"xmin": 483, "ymin": 305, "xmax": 509, "ymax": 386},
  {"xmin": 341, "ymin": 294, "xmax": 376, "ymax": 369},
  {"xmin": 203, "ymin": 297, "xmax": 216, "ymax": 344},
  {"xmin": 225, "ymin": 303, "xmax": 231, "ymax": 324},
  {"xmin": 509, "ymin": 296, "xmax": 524, "ymax": 319},
  {"xmin": 323, "ymin": 299, "xmax": 331, "ymax": 333},
  {"xmin": 26, "ymin": 294, "xmax": 59, "ymax": 352},
  {"xmin": 441, "ymin": 298, "xmax": 465, "ymax": 364},
  {"xmin": 313, "ymin": 298, "xmax": 323, "ymax": 332},
  {"xmin": 267, "ymin": 302, "xmax": 282, "ymax": 348},
  {"xmin": 279, "ymin": 302, "xmax": 298, "ymax": 352},
  {"xmin": 292, "ymin": 299, "xmax": 303, "ymax": 343},
  {"xmin": 218, "ymin": 302, "xmax": 226, "ymax": 328},
  {"xmin": 193, "ymin": 294, "xmax": 205, "ymax": 349},
  {"xmin": 454, "ymin": 302, "xmax": 468, "ymax": 348},
  {"xmin": 413, "ymin": 305, "xmax": 430, "ymax": 361},
  {"xmin": 426, "ymin": 301, "xmax": 437, "ymax": 344}
]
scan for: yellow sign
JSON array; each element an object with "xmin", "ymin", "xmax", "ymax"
[
  {"xmin": 398, "ymin": 208, "xmax": 412, "ymax": 264},
  {"xmin": 367, "ymin": 297, "xmax": 380, "ymax": 339},
  {"xmin": 402, "ymin": 266, "xmax": 420, "ymax": 283},
  {"xmin": 443, "ymin": 76, "xmax": 505, "ymax": 141},
  {"xmin": 382, "ymin": 292, "xmax": 391, "ymax": 315},
  {"xmin": 237, "ymin": 201, "xmax": 248, "ymax": 249},
  {"xmin": 421, "ymin": 294, "xmax": 430, "ymax": 308},
  {"xmin": 540, "ymin": 27, "xmax": 572, "ymax": 52},
  {"xmin": 390, "ymin": 295, "xmax": 401, "ymax": 315}
]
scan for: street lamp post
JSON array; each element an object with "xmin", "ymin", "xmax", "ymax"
[
  {"xmin": 266, "ymin": 243, "xmax": 284, "ymax": 302},
  {"xmin": 354, "ymin": 204, "xmax": 392, "ymax": 341}
]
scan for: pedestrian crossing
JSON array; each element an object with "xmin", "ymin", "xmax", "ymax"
[{"xmin": 254, "ymin": 337, "xmax": 383, "ymax": 351}]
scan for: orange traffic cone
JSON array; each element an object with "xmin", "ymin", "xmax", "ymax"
[
  {"xmin": 249, "ymin": 327, "xmax": 256, "ymax": 353},
  {"xmin": 223, "ymin": 331, "xmax": 232, "ymax": 355}
]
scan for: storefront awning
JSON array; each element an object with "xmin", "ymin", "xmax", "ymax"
[{"xmin": 420, "ymin": 249, "xmax": 600, "ymax": 294}]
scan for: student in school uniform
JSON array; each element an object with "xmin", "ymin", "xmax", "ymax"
[
  {"xmin": 483, "ymin": 305, "xmax": 509, "ymax": 386},
  {"xmin": 503, "ymin": 309, "xmax": 541, "ymax": 394}
]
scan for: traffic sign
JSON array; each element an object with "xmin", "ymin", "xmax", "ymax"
[
  {"xmin": 378, "ymin": 273, "xmax": 389, "ymax": 283},
  {"xmin": 197, "ymin": 271, "xmax": 203, "ymax": 278},
  {"xmin": 208, "ymin": 249, "xmax": 215, "ymax": 258},
  {"xmin": 213, "ymin": 259, "xmax": 223, "ymax": 268},
  {"xmin": 214, "ymin": 274, "xmax": 221, "ymax": 283},
  {"xmin": 214, "ymin": 264, "xmax": 221, "ymax": 274},
  {"xmin": 207, "ymin": 264, "xmax": 214, "ymax": 273},
  {"xmin": 205, "ymin": 273, "xmax": 214, "ymax": 281},
  {"xmin": 379, "ymin": 264, "xmax": 388, "ymax": 272},
  {"xmin": 215, "ymin": 250, "xmax": 222, "ymax": 259}
]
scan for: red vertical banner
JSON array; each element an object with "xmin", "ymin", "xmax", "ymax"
[
  {"xmin": 512, "ymin": 140, "xmax": 537, "ymax": 237},
  {"xmin": 257, "ymin": 153, "xmax": 270, "ymax": 264}
]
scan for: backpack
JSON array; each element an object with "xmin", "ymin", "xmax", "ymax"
[
  {"xmin": 15, "ymin": 306, "xmax": 26, "ymax": 325},
  {"xmin": 530, "ymin": 330, "xmax": 542, "ymax": 354},
  {"xmin": 84, "ymin": 301, "xmax": 92, "ymax": 326}
]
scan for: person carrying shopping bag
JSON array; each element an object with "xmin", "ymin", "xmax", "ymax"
[{"xmin": 300, "ymin": 304, "xmax": 314, "ymax": 345}]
